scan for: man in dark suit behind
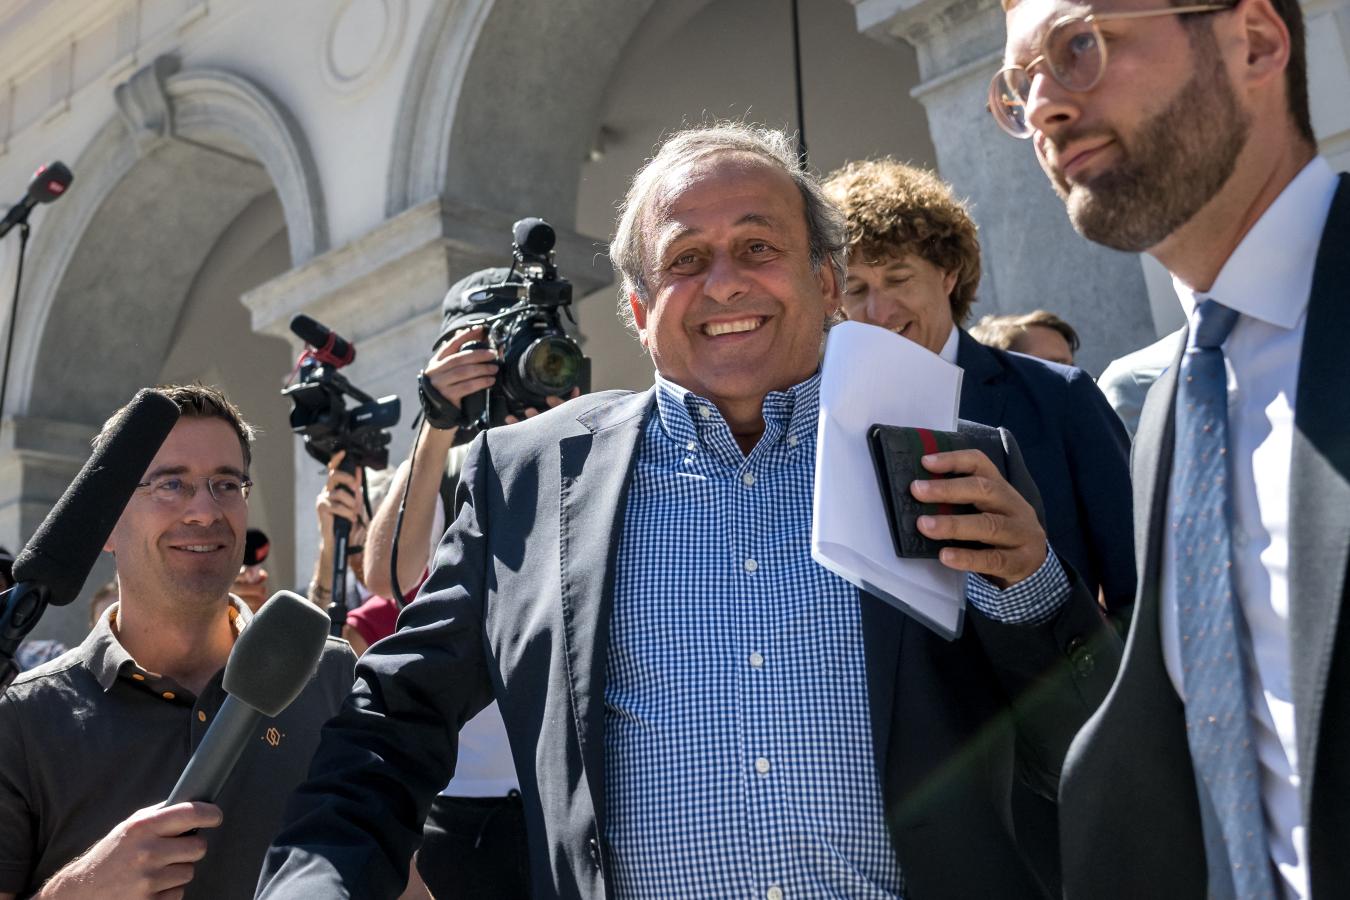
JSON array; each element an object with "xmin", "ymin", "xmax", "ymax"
[
  {"xmin": 823, "ymin": 157, "xmax": 1135, "ymax": 894},
  {"xmin": 997, "ymin": 0, "xmax": 1348, "ymax": 895},
  {"xmin": 822, "ymin": 160, "xmax": 1135, "ymax": 619},
  {"xmin": 256, "ymin": 123, "xmax": 1120, "ymax": 899}
]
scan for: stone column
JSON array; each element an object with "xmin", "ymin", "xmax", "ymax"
[
  {"xmin": 242, "ymin": 198, "xmax": 612, "ymax": 583},
  {"xmin": 851, "ymin": 0, "xmax": 1157, "ymax": 373}
]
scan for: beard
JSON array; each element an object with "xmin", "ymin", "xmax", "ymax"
[{"xmin": 1045, "ymin": 35, "xmax": 1249, "ymax": 252}]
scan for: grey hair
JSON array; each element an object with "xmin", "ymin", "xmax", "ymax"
[{"xmin": 609, "ymin": 122, "xmax": 848, "ymax": 333}]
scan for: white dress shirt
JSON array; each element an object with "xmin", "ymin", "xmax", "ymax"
[{"xmin": 1161, "ymin": 156, "xmax": 1338, "ymax": 900}]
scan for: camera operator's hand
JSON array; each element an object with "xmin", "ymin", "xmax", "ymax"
[
  {"xmin": 503, "ymin": 387, "xmax": 581, "ymax": 424},
  {"xmin": 424, "ymin": 325, "xmax": 500, "ymax": 411},
  {"xmin": 309, "ymin": 450, "xmax": 365, "ymax": 609},
  {"xmin": 34, "ymin": 801, "xmax": 221, "ymax": 900},
  {"xmin": 911, "ymin": 448, "xmax": 1048, "ymax": 589}
]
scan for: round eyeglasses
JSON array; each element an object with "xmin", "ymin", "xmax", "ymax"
[
  {"xmin": 136, "ymin": 474, "xmax": 253, "ymax": 506},
  {"xmin": 989, "ymin": 4, "xmax": 1234, "ymax": 138}
]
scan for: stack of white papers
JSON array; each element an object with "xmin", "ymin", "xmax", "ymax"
[{"xmin": 811, "ymin": 321, "xmax": 967, "ymax": 639}]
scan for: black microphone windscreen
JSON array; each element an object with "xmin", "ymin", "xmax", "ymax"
[
  {"xmin": 29, "ymin": 162, "xmax": 72, "ymax": 204},
  {"xmin": 289, "ymin": 314, "xmax": 327, "ymax": 347},
  {"xmin": 512, "ymin": 217, "xmax": 555, "ymax": 257},
  {"xmin": 223, "ymin": 590, "xmax": 329, "ymax": 717},
  {"xmin": 290, "ymin": 314, "xmax": 355, "ymax": 365},
  {"xmin": 12, "ymin": 390, "xmax": 179, "ymax": 606}
]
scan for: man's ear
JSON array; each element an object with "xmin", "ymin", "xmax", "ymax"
[
  {"xmin": 1235, "ymin": 0, "xmax": 1291, "ymax": 94},
  {"xmin": 628, "ymin": 291, "xmax": 649, "ymax": 346},
  {"xmin": 817, "ymin": 261, "xmax": 843, "ymax": 319},
  {"xmin": 942, "ymin": 269, "xmax": 958, "ymax": 300}
]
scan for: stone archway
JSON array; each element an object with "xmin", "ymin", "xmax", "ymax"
[
  {"xmin": 11, "ymin": 56, "xmax": 326, "ymax": 423},
  {"xmin": 386, "ymin": 0, "xmax": 688, "ymax": 224},
  {"xmin": 0, "ymin": 56, "xmax": 325, "ymax": 643}
]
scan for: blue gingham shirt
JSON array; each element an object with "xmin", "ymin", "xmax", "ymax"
[{"xmin": 603, "ymin": 372, "xmax": 1067, "ymax": 899}]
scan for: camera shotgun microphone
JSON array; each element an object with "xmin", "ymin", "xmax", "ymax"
[
  {"xmin": 291, "ymin": 314, "xmax": 355, "ymax": 368},
  {"xmin": 0, "ymin": 161, "xmax": 73, "ymax": 239},
  {"xmin": 1, "ymin": 389, "xmax": 179, "ymax": 690},
  {"xmin": 166, "ymin": 591, "xmax": 330, "ymax": 805}
]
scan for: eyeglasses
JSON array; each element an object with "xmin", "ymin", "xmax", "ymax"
[
  {"xmin": 989, "ymin": 4, "xmax": 1234, "ymax": 138},
  {"xmin": 136, "ymin": 474, "xmax": 253, "ymax": 506}
]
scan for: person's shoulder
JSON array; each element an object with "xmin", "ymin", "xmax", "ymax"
[
  {"xmin": 304, "ymin": 636, "xmax": 357, "ymax": 711},
  {"xmin": 484, "ymin": 389, "xmax": 648, "ymax": 448},
  {"xmin": 3, "ymin": 646, "xmax": 89, "ymax": 701},
  {"xmin": 316, "ymin": 635, "xmax": 357, "ymax": 674},
  {"xmin": 1, "ymin": 646, "xmax": 94, "ymax": 732},
  {"xmin": 987, "ymin": 343, "xmax": 1087, "ymax": 391}
]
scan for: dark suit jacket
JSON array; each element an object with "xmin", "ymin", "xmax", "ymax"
[
  {"xmin": 258, "ymin": 393, "xmax": 1120, "ymax": 900},
  {"xmin": 957, "ymin": 330, "xmax": 1136, "ymax": 616},
  {"xmin": 1059, "ymin": 174, "xmax": 1350, "ymax": 899}
]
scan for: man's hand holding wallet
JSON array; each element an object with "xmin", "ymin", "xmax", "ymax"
[{"xmin": 869, "ymin": 425, "xmax": 1048, "ymax": 590}]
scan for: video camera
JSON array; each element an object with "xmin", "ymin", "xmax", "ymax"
[
  {"xmin": 283, "ymin": 315, "xmax": 400, "ymax": 471},
  {"xmin": 419, "ymin": 218, "xmax": 590, "ymax": 437}
]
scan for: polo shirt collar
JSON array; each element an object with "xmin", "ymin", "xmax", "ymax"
[{"xmin": 85, "ymin": 597, "xmax": 250, "ymax": 693}]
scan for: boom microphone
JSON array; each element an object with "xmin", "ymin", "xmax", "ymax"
[
  {"xmin": 12, "ymin": 389, "xmax": 179, "ymax": 606},
  {"xmin": 1, "ymin": 388, "xmax": 178, "ymax": 690},
  {"xmin": 290, "ymin": 314, "xmax": 355, "ymax": 368},
  {"xmin": 166, "ymin": 590, "xmax": 330, "ymax": 805},
  {"xmin": 0, "ymin": 161, "xmax": 73, "ymax": 239}
]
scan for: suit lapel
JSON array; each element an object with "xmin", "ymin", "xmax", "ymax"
[
  {"xmin": 956, "ymin": 329, "xmax": 1009, "ymax": 425},
  {"xmin": 557, "ymin": 389, "xmax": 655, "ymax": 832},
  {"xmin": 1288, "ymin": 174, "xmax": 1350, "ymax": 814},
  {"xmin": 861, "ymin": 593, "xmax": 905, "ymax": 776},
  {"xmin": 1133, "ymin": 339, "xmax": 1184, "ymax": 596}
]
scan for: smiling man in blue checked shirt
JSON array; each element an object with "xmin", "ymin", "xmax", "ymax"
[{"xmin": 257, "ymin": 123, "xmax": 1120, "ymax": 900}]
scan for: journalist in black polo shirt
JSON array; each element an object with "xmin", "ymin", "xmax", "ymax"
[{"xmin": 0, "ymin": 386, "xmax": 354, "ymax": 899}]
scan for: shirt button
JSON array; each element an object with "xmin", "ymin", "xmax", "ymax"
[
  {"xmin": 744, "ymin": 558, "xmax": 758, "ymax": 573},
  {"xmin": 197, "ymin": 710, "xmax": 207, "ymax": 723},
  {"xmin": 131, "ymin": 673, "xmax": 145, "ymax": 681},
  {"xmin": 767, "ymin": 887, "xmax": 784, "ymax": 900},
  {"xmin": 686, "ymin": 440, "xmax": 696, "ymax": 451},
  {"xmin": 161, "ymin": 691, "xmax": 175, "ymax": 701},
  {"xmin": 699, "ymin": 406, "xmax": 712, "ymax": 419},
  {"xmin": 749, "ymin": 651, "xmax": 765, "ymax": 668},
  {"xmin": 742, "ymin": 472, "xmax": 756, "ymax": 488},
  {"xmin": 755, "ymin": 757, "xmax": 771, "ymax": 775},
  {"xmin": 787, "ymin": 435, "xmax": 799, "ymax": 447}
]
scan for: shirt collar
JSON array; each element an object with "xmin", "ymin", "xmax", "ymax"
[
  {"xmin": 85, "ymin": 597, "xmax": 248, "ymax": 692},
  {"xmin": 1172, "ymin": 156, "xmax": 1337, "ymax": 330},
  {"xmin": 653, "ymin": 371, "xmax": 821, "ymax": 456},
  {"xmin": 937, "ymin": 324, "xmax": 959, "ymax": 365}
]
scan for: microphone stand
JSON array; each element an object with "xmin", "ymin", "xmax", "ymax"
[
  {"xmin": 326, "ymin": 453, "xmax": 359, "ymax": 637},
  {"xmin": 0, "ymin": 221, "xmax": 31, "ymax": 424},
  {"xmin": 0, "ymin": 581, "xmax": 49, "ymax": 692}
]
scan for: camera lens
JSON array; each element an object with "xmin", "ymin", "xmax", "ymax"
[{"xmin": 520, "ymin": 335, "xmax": 583, "ymax": 395}]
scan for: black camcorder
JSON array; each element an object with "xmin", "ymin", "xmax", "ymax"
[
  {"xmin": 419, "ymin": 218, "xmax": 590, "ymax": 438},
  {"xmin": 283, "ymin": 315, "xmax": 400, "ymax": 470}
]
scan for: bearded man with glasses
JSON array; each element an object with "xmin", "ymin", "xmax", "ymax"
[
  {"xmin": 0, "ymin": 384, "xmax": 355, "ymax": 900},
  {"xmin": 997, "ymin": 0, "xmax": 1348, "ymax": 896}
]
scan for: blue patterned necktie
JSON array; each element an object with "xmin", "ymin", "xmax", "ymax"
[{"xmin": 1171, "ymin": 299, "xmax": 1275, "ymax": 899}]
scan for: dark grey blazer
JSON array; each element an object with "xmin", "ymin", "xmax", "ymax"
[
  {"xmin": 258, "ymin": 392, "xmax": 1119, "ymax": 900},
  {"xmin": 1059, "ymin": 174, "xmax": 1350, "ymax": 899}
]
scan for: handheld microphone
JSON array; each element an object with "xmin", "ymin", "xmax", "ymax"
[
  {"xmin": 0, "ymin": 161, "xmax": 73, "ymax": 239},
  {"xmin": 290, "ymin": 314, "xmax": 355, "ymax": 368},
  {"xmin": 166, "ymin": 590, "xmax": 331, "ymax": 805}
]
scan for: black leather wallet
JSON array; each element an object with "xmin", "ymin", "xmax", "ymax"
[{"xmin": 868, "ymin": 424, "xmax": 982, "ymax": 559}]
